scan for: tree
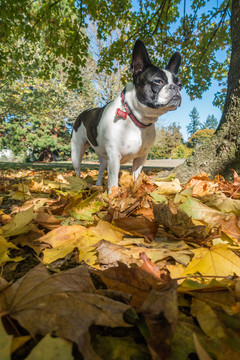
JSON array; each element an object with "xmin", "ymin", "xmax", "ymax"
[
  {"xmin": 0, "ymin": 69, "xmax": 96, "ymax": 161},
  {"xmin": 186, "ymin": 107, "xmax": 202, "ymax": 138},
  {"xmin": 188, "ymin": 129, "xmax": 215, "ymax": 148},
  {"xmin": 172, "ymin": 0, "xmax": 240, "ymax": 181},
  {"xmin": 148, "ymin": 123, "xmax": 183, "ymax": 159},
  {"xmin": 0, "ymin": 0, "xmax": 231, "ymax": 102},
  {"xmin": 171, "ymin": 144, "xmax": 193, "ymax": 159},
  {"xmin": 1, "ymin": 0, "xmax": 239, "ymax": 178},
  {"xmin": 203, "ymin": 114, "xmax": 219, "ymax": 130}
]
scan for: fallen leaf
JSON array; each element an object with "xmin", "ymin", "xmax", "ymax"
[
  {"xmin": 0, "ymin": 236, "xmax": 23, "ymax": 265},
  {"xmin": 72, "ymin": 201, "xmax": 104, "ymax": 221},
  {"xmin": 183, "ymin": 244, "xmax": 240, "ymax": 277},
  {"xmin": 202, "ymin": 193, "xmax": 240, "ymax": 216},
  {"xmin": 191, "ymin": 298, "xmax": 227, "ymax": 338},
  {"xmin": 94, "ymin": 261, "xmax": 171, "ymax": 308},
  {"xmin": 114, "ymin": 217, "xmax": 158, "ymax": 241},
  {"xmin": 0, "ymin": 320, "xmax": 12, "ymax": 360},
  {"xmin": 154, "ymin": 178, "xmax": 182, "ymax": 194},
  {"xmin": 153, "ymin": 202, "xmax": 207, "ymax": 238},
  {"xmin": 66, "ymin": 175, "xmax": 89, "ymax": 192},
  {"xmin": 185, "ymin": 173, "xmax": 218, "ymax": 196},
  {"xmin": 96, "ymin": 241, "xmax": 140, "ymax": 267},
  {"xmin": 36, "ymin": 211, "xmax": 63, "ymax": 230},
  {"xmin": 1, "ymin": 265, "xmax": 132, "ymax": 360},
  {"xmin": 193, "ymin": 333, "xmax": 213, "ymax": 360},
  {"xmin": 26, "ymin": 335, "xmax": 73, "ymax": 360},
  {"xmin": 11, "ymin": 335, "xmax": 31, "ymax": 354},
  {"xmin": 179, "ymin": 196, "xmax": 230, "ymax": 228},
  {"xmin": 2, "ymin": 207, "xmax": 35, "ymax": 238},
  {"xmin": 92, "ymin": 334, "xmax": 150, "ymax": 360}
]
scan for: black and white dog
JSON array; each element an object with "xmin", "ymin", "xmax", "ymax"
[{"xmin": 71, "ymin": 40, "xmax": 182, "ymax": 191}]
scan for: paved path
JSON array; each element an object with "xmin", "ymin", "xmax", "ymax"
[{"xmin": 0, "ymin": 159, "xmax": 185, "ymax": 171}]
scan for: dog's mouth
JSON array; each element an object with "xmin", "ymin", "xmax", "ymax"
[{"xmin": 166, "ymin": 94, "xmax": 182, "ymax": 107}]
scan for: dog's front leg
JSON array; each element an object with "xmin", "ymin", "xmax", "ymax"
[
  {"xmin": 132, "ymin": 155, "xmax": 148, "ymax": 181},
  {"xmin": 96, "ymin": 156, "xmax": 107, "ymax": 186},
  {"xmin": 107, "ymin": 154, "xmax": 121, "ymax": 193}
]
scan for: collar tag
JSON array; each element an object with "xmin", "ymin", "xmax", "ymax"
[{"xmin": 116, "ymin": 108, "xmax": 127, "ymax": 120}]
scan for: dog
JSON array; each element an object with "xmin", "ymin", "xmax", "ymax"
[{"xmin": 71, "ymin": 39, "xmax": 182, "ymax": 192}]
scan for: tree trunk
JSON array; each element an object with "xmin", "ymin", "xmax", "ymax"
[{"xmin": 164, "ymin": 0, "xmax": 240, "ymax": 183}]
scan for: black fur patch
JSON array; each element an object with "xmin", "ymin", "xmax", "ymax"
[{"xmin": 73, "ymin": 105, "xmax": 107, "ymax": 146}]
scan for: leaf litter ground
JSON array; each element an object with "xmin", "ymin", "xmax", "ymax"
[{"xmin": 1, "ymin": 167, "xmax": 240, "ymax": 359}]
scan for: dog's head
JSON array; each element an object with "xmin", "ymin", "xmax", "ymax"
[{"xmin": 131, "ymin": 40, "xmax": 182, "ymax": 113}]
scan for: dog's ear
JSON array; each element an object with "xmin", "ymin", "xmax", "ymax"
[
  {"xmin": 131, "ymin": 39, "xmax": 152, "ymax": 77},
  {"xmin": 166, "ymin": 52, "xmax": 181, "ymax": 74}
]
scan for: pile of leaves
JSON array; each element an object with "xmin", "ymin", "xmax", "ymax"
[{"xmin": 1, "ymin": 168, "xmax": 240, "ymax": 360}]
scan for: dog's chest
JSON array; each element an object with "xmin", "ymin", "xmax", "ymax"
[{"xmin": 97, "ymin": 114, "xmax": 155, "ymax": 163}]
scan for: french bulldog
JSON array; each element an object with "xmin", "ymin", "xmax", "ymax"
[{"xmin": 71, "ymin": 39, "xmax": 182, "ymax": 191}]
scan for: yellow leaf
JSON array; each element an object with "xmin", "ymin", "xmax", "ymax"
[
  {"xmin": 179, "ymin": 196, "xmax": 230, "ymax": 227},
  {"xmin": 2, "ymin": 207, "xmax": 35, "ymax": 237},
  {"xmin": 39, "ymin": 225, "xmax": 87, "ymax": 248},
  {"xmin": 183, "ymin": 244, "xmax": 240, "ymax": 277},
  {"xmin": 154, "ymin": 178, "xmax": 182, "ymax": 195},
  {"xmin": 89, "ymin": 220, "xmax": 127, "ymax": 242},
  {"xmin": 41, "ymin": 226, "xmax": 100, "ymax": 264},
  {"xmin": 11, "ymin": 336, "xmax": 31, "ymax": 354}
]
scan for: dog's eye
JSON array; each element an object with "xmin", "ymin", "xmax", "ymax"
[
  {"xmin": 153, "ymin": 79, "xmax": 164, "ymax": 85},
  {"xmin": 178, "ymin": 82, "xmax": 182, "ymax": 89}
]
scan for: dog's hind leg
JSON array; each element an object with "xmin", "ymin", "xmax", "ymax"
[
  {"xmin": 71, "ymin": 128, "xmax": 89, "ymax": 176},
  {"xmin": 96, "ymin": 156, "xmax": 107, "ymax": 186}
]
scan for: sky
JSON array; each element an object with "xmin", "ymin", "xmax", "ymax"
[{"xmin": 159, "ymin": 79, "xmax": 223, "ymax": 141}]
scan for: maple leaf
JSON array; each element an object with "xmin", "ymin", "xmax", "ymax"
[
  {"xmin": 183, "ymin": 244, "xmax": 240, "ymax": 277},
  {"xmin": 0, "ymin": 265, "xmax": 132, "ymax": 360}
]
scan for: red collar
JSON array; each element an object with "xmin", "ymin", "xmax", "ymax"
[{"xmin": 116, "ymin": 87, "xmax": 152, "ymax": 128}]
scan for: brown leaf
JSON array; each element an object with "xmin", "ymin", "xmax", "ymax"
[
  {"xmin": 94, "ymin": 262, "xmax": 169, "ymax": 308},
  {"xmin": 96, "ymin": 240, "xmax": 140, "ymax": 267},
  {"xmin": 36, "ymin": 211, "xmax": 63, "ymax": 230},
  {"xmin": 153, "ymin": 202, "xmax": 208, "ymax": 239},
  {"xmin": 185, "ymin": 173, "xmax": 218, "ymax": 196},
  {"xmin": 114, "ymin": 216, "xmax": 158, "ymax": 241},
  {"xmin": 1, "ymin": 265, "xmax": 131, "ymax": 360},
  {"xmin": 140, "ymin": 281, "xmax": 178, "ymax": 359},
  {"xmin": 140, "ymin": 252, "xmax": 167, "ymax": 280}
]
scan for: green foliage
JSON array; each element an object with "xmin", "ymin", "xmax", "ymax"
[
  {"xmin": 186, "ymin": 107, "xmax": 202, "ymax": 139},
  {"xmin": 0, "ymin": 72, "xmax": 96, "ymax": 161},
  {"xmin": 188, "ymin": 128, "xmax": 215, "ymax": 148},
  {"xmin": 203, "ymin": 114, "xmax": 219, "ymax": 130},
  {"xmin": 148, "ymin": 123, "xmax": 183, "ymax": 159},
  {"xmin": 171, "ymin": 144, "xmax": 193, "ymax": 159},
  {"xmin": 0, "ymin": 0, "xmax": 231, "ymax": 104}
]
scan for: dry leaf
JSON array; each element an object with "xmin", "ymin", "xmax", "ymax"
[
  {"xmin": 183, "ymin": 244, "xmax": 240, "ymax": 277},
  {"xmin": 1, "ymin": 265, "xmax": 131, "ymax": 360}
]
